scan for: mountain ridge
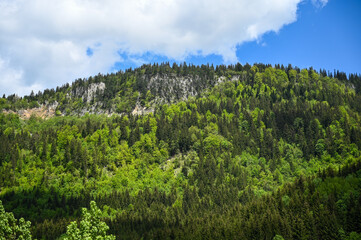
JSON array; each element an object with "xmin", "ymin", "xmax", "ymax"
[{"xmin": 2, "ymin": 63, "xmax": 360, "ymax": 118}]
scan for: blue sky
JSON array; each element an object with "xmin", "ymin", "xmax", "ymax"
[
  {"xmin": 0, "ymin": 0, "xmax": 360, "ymax": 96},
  {"xmin": 235, "ymin": 0, "xmax": 361, "ymax": 74}
]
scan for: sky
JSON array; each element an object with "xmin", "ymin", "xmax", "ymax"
[{"xmin": 0, "ymin": 0, "xmax": 360, "ymax": 97}]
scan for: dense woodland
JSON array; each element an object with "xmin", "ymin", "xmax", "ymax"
[{"xmin": 1, "ymin": 63, "xmax": 361, "ymax": 239}]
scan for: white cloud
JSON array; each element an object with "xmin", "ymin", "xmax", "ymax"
[
  {"xmin": 0, "ymin": 0, "xmax": 305, "ymax": 96},
  {"xmin": 311, "ymin": 0, "xmax": 328, "ymax": 8}
]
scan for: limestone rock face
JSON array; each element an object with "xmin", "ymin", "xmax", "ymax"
[
  {"xmin": 2, "ymin": 71, "xmax": 242, "ymax": 118},
  {"xmin": 84, "ymin": 83, "xmax": 106, "ymax": 103}
]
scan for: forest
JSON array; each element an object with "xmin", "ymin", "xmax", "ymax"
[{"xmin": 1, "ymin": 63, "xmax": 361, "ymax": 239}]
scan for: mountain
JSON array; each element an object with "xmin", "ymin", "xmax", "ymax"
[
  {"xmin": 2, "ymin": 63, "xmax": 219, "ymax": 116},
  {"xmin": 0, "ymin": 63, "xmax": 361, "ymax": 239}
]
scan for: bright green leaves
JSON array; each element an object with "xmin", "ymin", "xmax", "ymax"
[
  {"xmin": 133, "ymin": 133, "xmax": 168, "ymax": 164},
  {"xmin": 0, "ymin": 200, "xmax": 32, "ymax": 240},
  {"xmin": 203, "ymin": 134, "xmax": 233, "ymax": 156},
  {"xmin": 64, "ymin": 201, "xmax": 115, "ymax": 240},
  {"xmin": 57, "ymin": 125, "xmax": 80, "ymax": 150},
  {"xmin": 0, "ymin": 200, "xmax": 116, "ymax": 240},
  {"xmin": 299, "ymin": 69, "xmax": 309, "ymax": 84},
  {"xmin": 273, "ymin": 235, "xmax": 285, "ymax": 240}
]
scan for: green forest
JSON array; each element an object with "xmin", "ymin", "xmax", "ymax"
[{"xmin": 1, "ymin": 63, "xmax": 361, "ymax": 239}]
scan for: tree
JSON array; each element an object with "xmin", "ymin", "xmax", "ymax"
[
  {"xmin": 0, "ymin": 200, "xmax": 33, "ymax": 240},
  {"xmin": 273, "ymin": 235, "xmax": 285, "ymax": 240},
  {"xmin": 64, "ymin": 201, "xmax": 115, "ymax": 240}
]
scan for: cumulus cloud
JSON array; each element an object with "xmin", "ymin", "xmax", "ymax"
[{"xmin": 0, "ymin": 0, "xmax": 305, "ymax": 96}]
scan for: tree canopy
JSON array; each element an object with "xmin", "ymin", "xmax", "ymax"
[{"xmin": 1, "ymin": 63, "xmax": 361, "ymax": 239}]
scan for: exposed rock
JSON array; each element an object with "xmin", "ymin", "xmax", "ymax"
[
  {"xmin": 48, "ymin": 101, "xmax": 59, "ymax": 110},
  {"xmin": 144, "ymin": 74, "xmax": 240, "ymax": 105},
  {"xmin": 84, "ymin": 83, "xmax": 106, "ymax": 103},
  {"xmin": 131, "ymin": 104, "xmax": 153, "ymax": 116},
  {"xmin": 145, "ymin": 74, "xmax": 209, "ymax": 104},
  {"xmin": 3, "ymin": 105, "xmax": 56, "ymax": 120}
]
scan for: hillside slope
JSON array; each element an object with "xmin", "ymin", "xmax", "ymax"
[{"xmin": 0, "ymin": 63, "xmax": 361, "ymax": 239}]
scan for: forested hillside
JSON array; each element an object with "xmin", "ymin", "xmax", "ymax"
[{"xmin": 1, "ymin": 63, "xmax": 361, "ymax": 239}]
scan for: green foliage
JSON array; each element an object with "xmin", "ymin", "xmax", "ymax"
[
  {"xmin": 347, "ymin": 232, "xmax": 361, "ymax": 240},
  {"xmin": 64, "ymin": 201, "xmax": 115, "ymax": 240},
  {"xmin": 1, "ymin": 63, "xmax": 361, "ymax": 239},
  {"xmin": 273, "ymin": 235, "xmax": 285, "ymax": 240},
  {"xmin": 0, "ymin": 200, "xmax": 32, "ymax": 240}
]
